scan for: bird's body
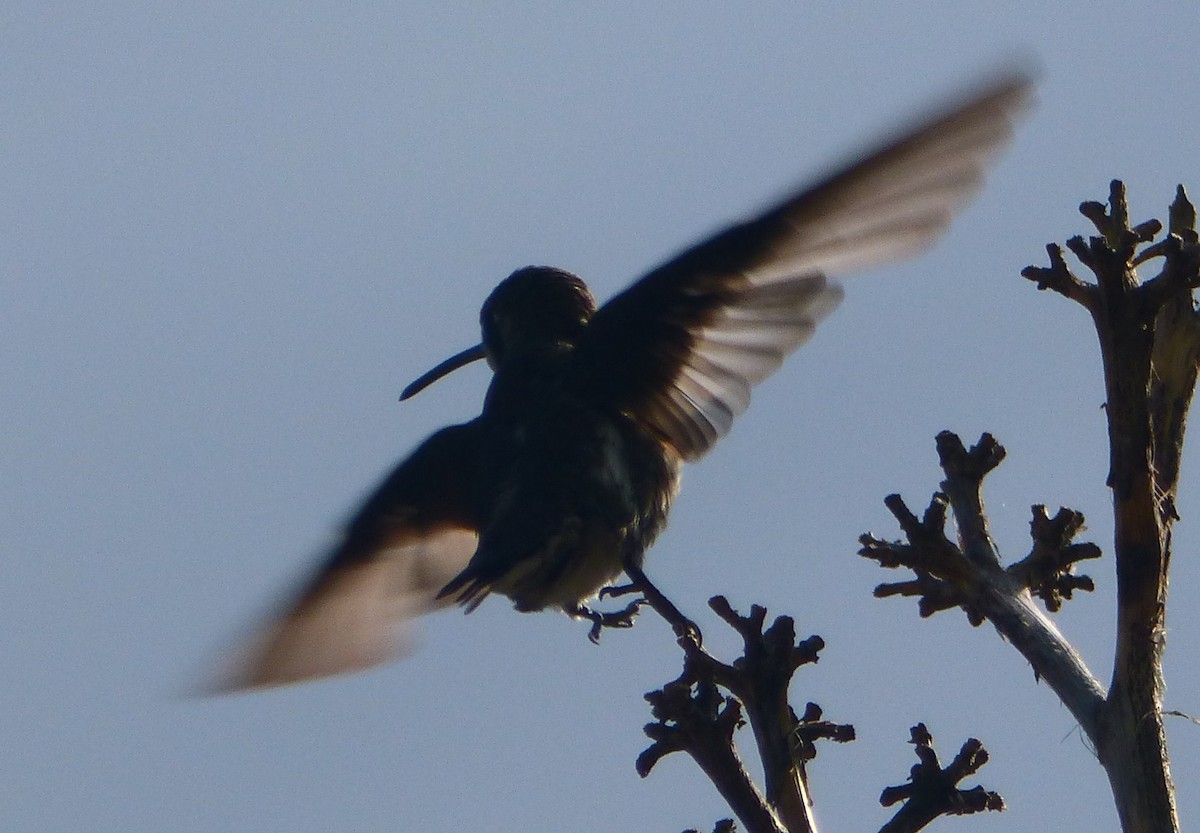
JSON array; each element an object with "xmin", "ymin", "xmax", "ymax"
[
  {"xmin": 442, "ymin": 268, "xmax": 682, "ymax": 613},
  {"xmin": 213, "ymin": 74, "xmax": 1033, "ymax": 691}
]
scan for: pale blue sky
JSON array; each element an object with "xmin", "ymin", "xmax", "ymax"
[{"xmin": 2, "ymin": 3, "xmax": 1198, "ymax": 831}]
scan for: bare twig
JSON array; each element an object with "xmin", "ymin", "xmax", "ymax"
[
  {"xmin": 640, "ymin": 674, "xmax": 786, "ymax": 833},
  {"xmin": 1007, "ymin": 505, "xmax": 1100, "ymax": 611},
  {"xmin": 866, "ymin": 183, "xmax": 1197, "ymax": 832},
  {"xmin": 860, "ymin": 432, "xmax": 1107, "ymax": 735},
  {"xmin": 682, "ymin": 821, "xmax": 738, "ymax": 833},
  {"xmin": 636, "ymin": 591, "xmax": 851, "ymax": 833},
  {"xmin": 878, "ymin": 724, "xmax": 1003, "ymax": 833}
]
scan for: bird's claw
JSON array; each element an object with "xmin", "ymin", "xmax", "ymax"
[
  {"xmin": 673, "ymin": 618, "xmax": 703, "ymax": 649},
  {"xmin": 598, "ymin": 582, "xmax": 640, "ymax": 600},
  {"xmin": 571, "ymin": 599, "xmax": 646, "ymax": 643}
]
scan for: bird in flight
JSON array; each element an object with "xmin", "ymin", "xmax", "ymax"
[{"xmin": 212, "ymin": 74, "xmax": 1033, "ymax": 691}]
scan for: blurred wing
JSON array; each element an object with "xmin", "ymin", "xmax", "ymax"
[
  {"xmin": 208, "ymin": 420, "xmax": 482, "ymax": 692},
  {"xmin": 576, "ymin": 74, "xmax": 1033, "ymax": 460}
]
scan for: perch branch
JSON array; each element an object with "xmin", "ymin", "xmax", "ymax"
[{"xmin": 636, "ymin": 588, "xmax": 852, "ymax": 833}]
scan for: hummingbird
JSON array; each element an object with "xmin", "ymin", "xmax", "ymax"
[{"xmin": 213, "ymin": 75, "xmax": 1032, "ymax": 691}]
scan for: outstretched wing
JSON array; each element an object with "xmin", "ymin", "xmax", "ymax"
[
  {"xmin": 574, "ymin": 74, "xmax": 1033, "ymax": 460},
  {"xmin": 208, "ymin": 420, "xmax": 483, "ymax": 692}
]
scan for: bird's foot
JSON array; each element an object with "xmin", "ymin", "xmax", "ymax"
[
  {"xmin": 621, "ymin": 563, "xmax": 703, "ymax": 649},
  {"xmin": 670, "ymin": 617, "xmax": 703, "ymax": 650},
  {"xmin": 570, "ymin": 600, "xmax": 646, "ymax": 644}
]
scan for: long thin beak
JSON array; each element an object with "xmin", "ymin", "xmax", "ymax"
[{"xmin": 399, "ymin": 343, "xmax": 487, "ymax": 401}]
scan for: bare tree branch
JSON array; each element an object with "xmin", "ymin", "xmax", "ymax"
[
  {"xmin": 878, "ymin": 724, "xmax": 1004, "ymax": 833},
  {"xmin": 860, "ymin": 433, "xmax": 1108, "ymax": 736},
  {"xmin": 633, "ymin": 183, "xmax": 1196, "ymax": 833},
  {"xmin": 1007, "ymin": 505, "xmax": 1100, "ymax": 612},
  {"xmin": 863, "ymin": 182, "xmax": 1197, "ymax": 832},
  {"xmin": 641, "ymin": 674, "xmax": 786, "ymax": 833},
  {"xmin": 636, "ymin": 592, "xmax": 853, "ymax": 833},
  {"xmin": 1033, "ymin": 181, "xmax": 1195, "ymax": 833}
]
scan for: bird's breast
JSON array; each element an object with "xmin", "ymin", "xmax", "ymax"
[{"xmin": 473, "ymin": 375, "xmax": 681, "ymax": 609}]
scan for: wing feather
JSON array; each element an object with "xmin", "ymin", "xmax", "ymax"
[
  {"xmin": 575, "ymin": 75, "xmax": 1032, "ymax": 459},
  {"xmin": 206, "ymin": 421, "xmax": 483, "ymax": 692}
]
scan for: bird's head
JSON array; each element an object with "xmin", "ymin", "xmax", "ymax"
[
  {"xmin": 479, "ymin": 266, "xmax": 595, "ymax": 366},
  {"xmin": 400, "ymin": 266, "xmax": 596, "ymax": 401}
]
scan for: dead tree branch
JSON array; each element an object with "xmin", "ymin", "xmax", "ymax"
[
  {"xmin": 859, "ymin": 433, "xmax": 1108, "ymax": 737},
  {"xmin": 862, "ymin": 182, "xmax": 1198, "ymax": 832},
  {"xmin": 636, "ymin": 593, "xmax": 856, "ymax": 833},
  {"xmin": 637, "ymin": 590, "xmax": 996, "ymax": 833},
  {"xmin": 878, "ymin": 724, "xmax": 1004, "ymax": 833}
]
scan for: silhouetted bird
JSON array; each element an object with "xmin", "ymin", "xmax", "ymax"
[{"xmin": 214, "ymin": 75, "xmax": 1032, "ymax": 690}]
